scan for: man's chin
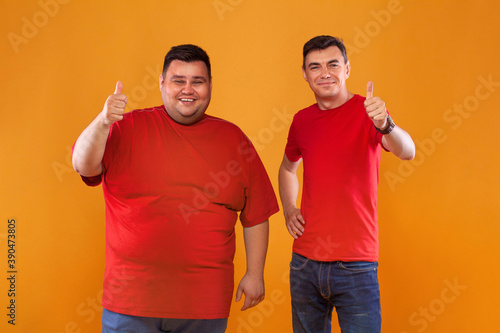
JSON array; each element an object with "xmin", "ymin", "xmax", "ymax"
[
  {"xmin": 170, "ymin": 110, "xmax": 206, "ymax": 125},
  {"xmin": 321, "ymin": 87, "xmax": 339, "ymax": 94},
  {"xmin": 177, "ymin": 117, "xmax": 203, "ymax": 125}
]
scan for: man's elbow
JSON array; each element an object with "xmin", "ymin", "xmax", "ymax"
[
  {"xmin": 72, "ymin": 155, "xmax": 81, "ymax": 174},
  {"xmin": 399, "ymin": 145, "xmax": 416, "ymax": 160},
  {"xmin": 72, "ymin": 155, "xmax": 86, "ymax": 175},
  {"xmin": 400, "ymin": 152, "xmax": 415, "ymax": 160},
  {"xmin": 72, "ymin": 158, "xmax": 101, "ymax": 177}
]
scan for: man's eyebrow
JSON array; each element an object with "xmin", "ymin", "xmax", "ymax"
[
  {"xmin": 307, "ymin": 59, "xmax": 340, "ymax": 68},
  {"xmin": 169, "ymin": 75, "xmax": 207, "ymax": 81},
  {"xmin": 307, "ymin": 62, "xmax": 320, "ymax": 68}
]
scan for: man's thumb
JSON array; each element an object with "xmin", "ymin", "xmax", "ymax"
[
  {"xmin": 366, "ymin": 81, "xmax": 373, "ymax": 99},
  {"xmin": 235, "ymin": 286, "xmax": 243, "ymax": 302},
  {"xmin": 114, "ymin": 81, "xmax": 123, "ymax": 94}
]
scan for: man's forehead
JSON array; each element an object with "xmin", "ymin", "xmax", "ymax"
[
  {"xmin": 167, "ymin": 60, "xmax": 209, "ymax": 77},
  {"xmin": 305, "ymin": 46, "xmax": 343, "ymax": 64}
]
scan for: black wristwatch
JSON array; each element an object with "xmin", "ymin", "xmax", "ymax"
[{"xmin": 374, "ymin": 115, "xmax": 395, "ymax": 135}]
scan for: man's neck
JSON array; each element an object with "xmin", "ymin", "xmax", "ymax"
[{"xmin": 316, "ymin": 91, "xmax": 354, "ymax": 110}]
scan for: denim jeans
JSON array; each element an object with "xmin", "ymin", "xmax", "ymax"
[
  {"xmin": 102, "ymin": 308, "xmax": 228, "ymax": 333},
  {"xmin": 290, "ymin": 252, "xmax": 381, "ymax": 333}
]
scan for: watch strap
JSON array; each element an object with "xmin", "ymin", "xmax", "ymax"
[{"xmin": 375, "ymin": 115, "xmax": 395, "ymax": 135}]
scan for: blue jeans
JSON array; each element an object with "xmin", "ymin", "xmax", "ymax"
[
  {"xmin": 290, "ymin": 252, "xmax": 381, "ymax": 333},
  {"xmin": 102, "ymin": 308, "xmax": 228, "ymax": 333}
]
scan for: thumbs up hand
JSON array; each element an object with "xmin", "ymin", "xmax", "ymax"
[
  {"xmin": 100, "ymin": 81, "xmax": 128, "ymax": 126},
  {"xmin": 364, "ymin": 81, "xmax": 388, "ymax": 130}
]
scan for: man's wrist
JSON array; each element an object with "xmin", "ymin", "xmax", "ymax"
[
  {"xmin": 375, "ymin": 115, "xmax": 395, "ymax": 134},
  {"xmin": 283, "ymin": 204, "xmax": 293, "ymax": 211},
  {"xmin": 245, "ymin": 270, "xmax": 265, "ymax": 278}
]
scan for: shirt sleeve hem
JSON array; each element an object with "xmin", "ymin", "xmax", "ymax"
[{"xmin": 240, "ymin": 206, "xmax": 280, "ymax": 228}]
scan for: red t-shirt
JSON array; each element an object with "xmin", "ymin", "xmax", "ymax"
[
  {"xmin": 80, "ymin": 105, "xmax": 279, "ymax": 319},
  {"xmin": 285, "ymin": 95, "xmax": 384, "ymax": 262}
]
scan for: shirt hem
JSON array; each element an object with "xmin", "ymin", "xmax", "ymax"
[
  {"xmin": 102, "ymin": 303, "xmax": 229, "ymax": 319},
  {"xmin": 293, "ymin": 249, "xmax": 378, "ymax": 263}
]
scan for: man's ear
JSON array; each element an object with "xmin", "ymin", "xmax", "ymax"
[
  {"xmin": 159, "ymin": 73, "xmax": 165, "ymax": 89},
  {"xmin": 345, "ymin": 61, "xmax": 351, "ymax": 79}
]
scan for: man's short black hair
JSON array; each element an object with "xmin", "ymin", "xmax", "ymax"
[
  {"xmin": 162, "ymin": 44, "xmax": 211, "ymax": 78},
  {"xmin": 303, "ymin": 35, "xmax": 348, "ymax": 68}
]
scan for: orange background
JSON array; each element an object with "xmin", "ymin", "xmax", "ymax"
[{"xmin": 1, "ymin": 0, "xmax": 499, "ymax": 332}]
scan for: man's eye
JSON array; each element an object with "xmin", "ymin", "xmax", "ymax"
[
  {"xmin": 174, "ymin": 80, "xmax": 185, "ymax": 84},
  {"xmin": 193, "ymin": 81, "xmax": 203, "ymax": 85}
]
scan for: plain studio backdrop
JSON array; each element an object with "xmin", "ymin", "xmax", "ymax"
[{"xmin": 1, "ymin": 0, "xmax": 499, "ymax": 332}]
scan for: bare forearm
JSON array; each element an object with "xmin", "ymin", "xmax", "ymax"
[
  {"xmin": 279, "ymin": 156, "xmax": 306, "ymax": 238},
  {"xmin": 243, "ymin": 221, "xmax": 269, "ymax": 277},
  {"xmin": 72, "ymin": 116, "xmax": 111, "ymax": 177},
  {"xmin": 364, "ymin": 82, "xmax": 415, "ymax": 160},
  {"xmin": 73, "ymin": 81, "xmax": 127, "ymax": 177},
  {"xmin": 382, "ymin": 125, "xmax": 416, "ymax": 160},
  {"xmin": 278, "ymin": 163, "xmax": 300, "ymax": 214}
]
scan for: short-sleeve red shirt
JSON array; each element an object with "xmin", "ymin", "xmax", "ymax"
[
  {"xmin": 80, "ymin": 105, "xmax": 279, "ymax": 319},
  {"xmin": 285, "ymin": 95, "xmax": 384, "ymax": 262}
]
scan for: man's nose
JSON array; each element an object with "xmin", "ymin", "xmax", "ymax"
[
  {"xmin": 321, "ymin": 66, "xmax": 331, "ymax": 79},
  {"xmin": 182, "ymin": 83, "xmax": 195, "ymax": 94}
]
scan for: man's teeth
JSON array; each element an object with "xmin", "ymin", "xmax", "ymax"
[{"xmin": 181, "ymin": 98, "xmax": 194, "ymax": 102}]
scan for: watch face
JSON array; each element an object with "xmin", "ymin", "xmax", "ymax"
[
  {"xmin": 386, "ymin": 117, "xmax": 395, "ymax": 133},
  {"xmin": 376, "ymin": 116, "xmax": 395, "ymax": 134}
]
